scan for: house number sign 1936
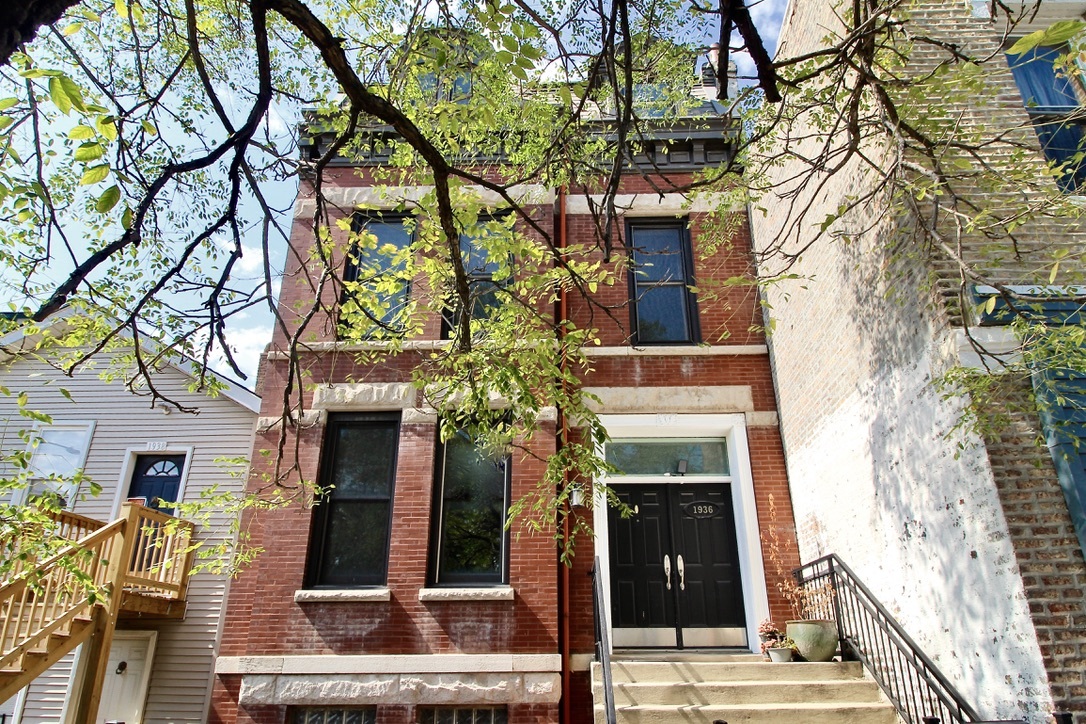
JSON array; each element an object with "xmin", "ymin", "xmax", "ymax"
[{"xmin": 683, "ymin": 501, "xmax": 720, "ymax": 519}]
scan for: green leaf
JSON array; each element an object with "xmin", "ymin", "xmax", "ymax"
[
  {"xmin": 79, "ymin": 164, "xmax": 110, "ymax": 185},
  {"xmin": 59, "ymin": 388, "xmax": 73, "ymax": 401},
  {"xmin": 114, "ymin": 0, "xmax": 128, "ymax": 18},
  {"xmin": 68, "ymin": 125, "xmax": 96, "ymax": 140},
  {"xmin": 0, "ymin": 98, "xmax": 17, "ymax": 111},
  {"xmin": 1007, "ymin": 30, "xmax": 1046, "ymax": 56},
  {"xmin": 95, "ymin": 185, "xmax": 121, "ymax": 213},
  {"xmin": 121, "ymin": 207, "xmax": 133, "ymax": 230},
  {"xmin": 74, "ymin": 142, "xmax": 105, "ymax": 162},
  {"xmin": 140, "ymin": 119, "xmax": 158, "ymax": 136},
  {"xmin": 1041, "ymin": 20, "xmax": 1086, "ymax": 47},
  {"xmin": 984, "ymin": 295, "xmax": 997, "ymax": 314},
  {"xmin": 19, "ymin": 68, "xmax": 59, "ymax": 79},
  {"xmin": 48, "ymin": 76, "xmax": 73, "ymax": 115},
  {"xmin": 48, "ymin": 75, "xmax": 86, "ymax": 115},
  {"xmin": 96, "ymin": 116, "xmax": 117, "ymax": 141},
  {"xmin": 62, "ymin": 22, "xmax": 84, "ymax": 36},
  {"xmin": 0, "ymin": 116, "xmax": 13, "ymax": 131}
]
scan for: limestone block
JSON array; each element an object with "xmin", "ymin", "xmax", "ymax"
[{"xmin": 312, "ymin": 382, "xmax": 415, "ymax": 410}]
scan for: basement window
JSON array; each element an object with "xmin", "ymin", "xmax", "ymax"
[
  {"xmin": 418, "ymin": 708, "xmax": 508, "ymax": 724},
  {"xmin": 291, "ymin": 708, "xmax": 376, "ymax": 724}
]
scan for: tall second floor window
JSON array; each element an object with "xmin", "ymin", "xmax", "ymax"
[
  {"xmin": 307, "ymin": 413, "xmax": 400, "ymax": 588},
  {"xmin": 443, "ymin": 222, "xmax": 509, "ymax": 337},
  {"xmin": 1006, "ymin": 44, "xmax": 1086, "ymax": 192},
  {"xmin": 431, "ymin": 428, "xmax": 510, "ymax": 585},
  {"xmin": 341, "ymin": 214, "xmax": 413, "ymax": 336},
  {"xmin": 627, "ymin": 220, "xmax": 700, "ymax": 344}
]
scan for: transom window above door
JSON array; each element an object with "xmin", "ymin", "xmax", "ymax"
[
  {"xmin": 128, "ymin": 454, "xmax": 186, "ymax": 513},
  {"xmin": 605, "ymin": 439, "xmax": 729, "ymax": 477}
]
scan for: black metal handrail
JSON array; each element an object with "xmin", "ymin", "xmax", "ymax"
[
  {"xmin": 591, "ymin": 556, "xmax": 617, "ymax": 724},
  {"xmin": 796, "ymin": 554, "xmax": 1006, "ymax": 724}
]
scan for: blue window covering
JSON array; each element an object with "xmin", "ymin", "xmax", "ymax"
[
  {"xmin": 1032, "ymin": 117, "xmax": 1086, "ymax": 192},
  {"xmin": 1033, "ymin": 368, "xmax": 1086, "ymax": 559},
  {"xmin": 1006, "ymin": 45, "xmax": 1079, "ymax": 111},
  {"xmin": 973, "ymin": 289, "xmax": 1086, "ymax": 557},
  {"xmin": 1005, "ymin": 45, "xmax": 1086, "ymax": 191}
]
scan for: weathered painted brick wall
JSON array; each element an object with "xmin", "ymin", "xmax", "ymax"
[{"xmin": 749, "ymin": 0, "xmax": 1075, "ymax": 719}]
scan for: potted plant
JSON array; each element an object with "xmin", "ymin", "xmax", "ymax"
[
  {"xmin": 764, "ymin": 636, "xmax": 798, "ymax": 663},
  {"xmin": 757, "ymin": 619, "xmax": 783, "ymax": 660},
  {"xmin": 763, "ymin": 495, "xmax": 840, "ymax": 662}
]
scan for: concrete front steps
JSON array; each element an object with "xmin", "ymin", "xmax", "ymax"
[{"xmin": 592, "ymin": 654, "xmax": 898, "ymax": 724}]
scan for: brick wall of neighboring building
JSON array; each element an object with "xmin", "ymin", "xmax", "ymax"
[
  {"xmin": 750, "ymin": 0, "xmax": 1086, "ymax": 720},
  {"xmin": 982, "ymin": 380, "xmax": 1086, "ymax": 722}
]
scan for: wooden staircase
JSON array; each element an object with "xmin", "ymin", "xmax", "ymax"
[
  {"xmin": 592, "ymin": 653, "xmax": 898, "ymax": 723},
  {"xmin": 0, "ymin": 503, "xmax": 195, "ymax": 717}
]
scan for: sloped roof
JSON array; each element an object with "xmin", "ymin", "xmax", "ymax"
[{"xmin": 0, "ymin": 308, "xmax": 260, "ymax": 414}]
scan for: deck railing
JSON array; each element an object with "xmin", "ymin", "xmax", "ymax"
[{"xmin": 0, "ymin": 503, "xmax": 194, "ymax": 677}]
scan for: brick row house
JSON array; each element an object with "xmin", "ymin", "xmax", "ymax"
[
  {"xmin": 208, "ymin": 69, "xmax": 800, "ymax": 723},
  {"xmin": 749, "ymin": 0, "xmax": 1086, "ymax": 721}
]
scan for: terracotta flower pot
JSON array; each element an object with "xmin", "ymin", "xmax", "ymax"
[{"xmin": 786, "ymin": 619, "xmax": 838, "ymax": 662}]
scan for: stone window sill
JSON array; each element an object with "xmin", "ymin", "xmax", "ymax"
[
  {"xmin": 418, "ymin": 586, "xmax": 514, "ymax": 602},
  {"xmin": 294, "ymin": 588, "xmax": 391, "ymax": 603}
]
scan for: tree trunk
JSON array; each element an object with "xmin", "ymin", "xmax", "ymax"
[{"xmin": 0, "ymin": 0, "xmax": 85, "ymax": 67}]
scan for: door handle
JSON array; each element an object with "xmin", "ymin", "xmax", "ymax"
[
  {"xmin": 677, "ymin": 554, "xmax": 685, "ymax": 591},
  {"xmin": 663, "ymin": 554, "xmax": 671, "ymax": 591}
]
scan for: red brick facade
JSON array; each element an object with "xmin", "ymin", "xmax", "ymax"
[{"xmin": 211, "ymin": 162, "xmax": 799, "ymax": 724}]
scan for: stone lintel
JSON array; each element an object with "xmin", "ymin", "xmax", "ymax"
[
  {"xmin": 584, "ymin": 385, "xmax": 753, "ymax": 414},
  {"xmin": 312, "ymin": 382, "xmax": 416, "ymax": 410}
]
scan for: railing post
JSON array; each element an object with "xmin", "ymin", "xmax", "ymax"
[
  {"xmin": 828, "ymin": 556, "xmax": 846, "ymax": 659},
  {"xmin": 1053, "ymin": 713, "xmax": 1073, "ymax": 724},
  {"xmin": 70, "ymin": 503, "xmax": 140, "ymax": 724}
]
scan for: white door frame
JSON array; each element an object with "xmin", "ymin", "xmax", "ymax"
[
  {"xmin": 109, "ymin": 445, "xmax": 194, "ymax": 520},
  {"xmin": 592, "ymin": 413, "xmax": 770, "ymax": 652}
]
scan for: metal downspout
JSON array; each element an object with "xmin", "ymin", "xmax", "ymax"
[{"xmin": 557, "ymin": 185, "xmax": 572, "ymax": 724}]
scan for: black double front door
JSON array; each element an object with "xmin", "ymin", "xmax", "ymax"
[{"xmin": 608, "ymin": 483, "xmax": 746, "ymax": 648}]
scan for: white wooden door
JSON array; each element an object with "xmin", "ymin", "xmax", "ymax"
[{"xmin": 97, "ymin": 631, "xmax": 156, "ymax": 724}]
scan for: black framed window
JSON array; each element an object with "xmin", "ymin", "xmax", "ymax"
[
  {"xmin": 442, "ymin": 223, "xmax": 509, "ymax": 337},
  {"xmin": 627, "ymin": 220, "xmax": 699, "ymax": 344},
  {"xmin": 307, "ymin": 413, "xmax": 400, "ymax": 588},
  {"xmin": 431, "ymin": 429, "xmax": 510, "ymax": 585},
  {"xmin": 341, "ymin": 214, "xmax": 413, "ymax": 336}
]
